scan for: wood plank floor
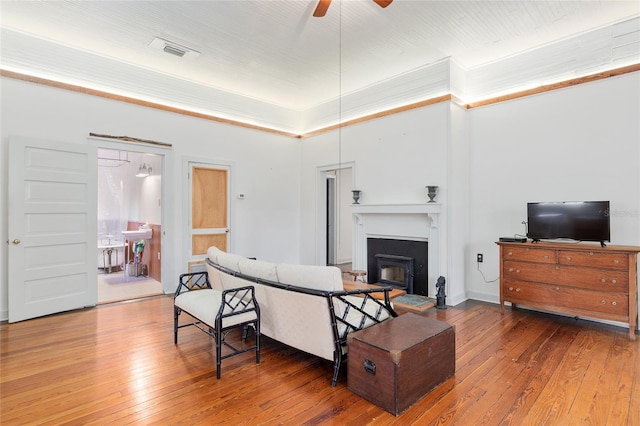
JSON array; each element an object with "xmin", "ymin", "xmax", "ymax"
[{"xmin": 1, "ymin": 296, "xmax": 638, "ymax": 425}]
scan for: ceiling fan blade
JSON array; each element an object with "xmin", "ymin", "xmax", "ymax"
[
  {"xmin": 313, "ymin": 0, "xmax": 332, "ymax": 17},
  {"xmin": 373, "ymin": 0, "xmax": 393, "ymax": 8}
]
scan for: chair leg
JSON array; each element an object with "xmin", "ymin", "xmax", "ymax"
[
  {"xmin": 173, "ymin": 307, "xmax": 179, "ymax": 344},
  {"xmin": 255, "ymin": 322, "xmax": 261, "ymax": 365},
  {"xmin": 331, "ymin": 350, "xmax": 342, "ymax": 387},
  {"xmin": 215, "ymin": 323, "xmax": 222, "ymax": 379},
  {"xmin": 242, "ymin": 325, "xmax": 249, "ymax": 342},
  {"xmin": 331, "ymin": 360, "xmax": 340, "ymax": 387}
]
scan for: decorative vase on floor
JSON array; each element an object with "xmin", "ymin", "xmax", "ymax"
[
  {"xmin": 426, "ymin": 186, "xmax": 439, "ymax": 203},
  {"xmin": 352, "ymin": 190, "xmax": 361, "ymax": 204}
]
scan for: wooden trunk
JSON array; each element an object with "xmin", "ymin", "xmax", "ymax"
[{"xmin": 347, "ymin": 313, "xmax": 455, "ymax": 415}]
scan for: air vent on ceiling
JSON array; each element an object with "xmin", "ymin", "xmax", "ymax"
[
  {"xmin": 163, "ymin": 44, "xmax": 186, "ymax": 57},
  {"xmin": 149, "ymin": 37, "xmax": 200, "ymax": 59}
]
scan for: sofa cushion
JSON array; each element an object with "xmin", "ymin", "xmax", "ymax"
[
  {"xmin": 238, "ymin": 258, "xmax": 278, "ymax": 282},
  {"xmin": 207, "ymin": 246, "xmax": 224, "ymax": 263},
  {"xmin": 205, "ymin": 262, "xmax": 224, "ymax": 291},
  {"xmin": 216, "ymin": 251, "xmax": 246, "ymax": 273},
  {"xmin": 174, "ymin": 289, "xmax": 257, "ymax": 328},
  {"xmin": 276, "ymin": 263, "xmax": 343, "ymax": 292}
]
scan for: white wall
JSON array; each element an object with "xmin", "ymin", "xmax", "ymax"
[
  {"xmin": 136, "ymin": 153, "xmax": 163, "ymax": 226},
  {"xmin": 97, "ymin": 150, "xmax": 162, "ymax": 233},
  {"xmin": 2, "ymin": 71, "xmax": 639, "ymax": 323},
  {"xmin": 466, "ymin": 73, "xmax": 640, "ymax": 305},
  {"xmin": 447, "ymin": 102, "xmax": 470, "ymax": 305},
  {"xmin": 0, "ymin": 77, "xmax": 301, "ymax": 320},
  {"xmin": 136, "ymin": 174, "xmax": 162, "ymax": 227},
  {"xmin": 299, "ymin": 73, "xmax": 639, "ymax": 312},
  {"xmin": 299, "ymin": 104, "xmax": 449, "ymax": 214},
  {"xmin": 299, "ymin": 103, "xmax": 470, "ymax": 302}
]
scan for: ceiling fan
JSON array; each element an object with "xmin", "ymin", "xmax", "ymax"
[{"xmin": 313, "ymin": 0, "xmax": 393, "ymax": 17}]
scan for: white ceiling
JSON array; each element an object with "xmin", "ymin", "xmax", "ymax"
[{"xmin": 1, "ymin": 1, "xmax": 639, "ymax": 133}]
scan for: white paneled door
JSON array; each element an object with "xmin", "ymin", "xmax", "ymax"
[{"xmin": 8, "ymin": 136, "xmax": 97, "ymax": 322}]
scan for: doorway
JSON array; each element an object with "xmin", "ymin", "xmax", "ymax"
[
  {"xmin": 96, "ymin": 147, "xmax": 163, "ymax": 304},
  {"xmin": 326, "ymin": 173, "xmax": 337, "ymax": 264},
  {"xmin": 322, "ymin": 166, "xmax": 353, "ymax": 267},
  {"xmin": 7, "ymin": 135, "xmax": 171, "ymax": 322}
]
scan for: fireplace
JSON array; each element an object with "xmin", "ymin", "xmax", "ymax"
[
  {"xmin": 367, "ymin": 238, "xmax": 428, "ymax": 296},
  {"xmin": 376, "ymin": 254, "xmax": 414, "ymax": 293},
  {"xmin": 351, "ymin": 203, "xmax": 443, "ymax": 298}
]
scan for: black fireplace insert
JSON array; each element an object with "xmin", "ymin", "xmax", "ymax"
[
  {"xmin": 375, "ymin": 254, "xmax": 414, "ymax": 294},
  {"xmin": 367, "ymin": 238, "xmax": 428, "ymax": 296}
]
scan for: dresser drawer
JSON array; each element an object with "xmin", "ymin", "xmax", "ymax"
[
  {"xmin": 503, "ymin": 261, "xmax": 628, "ymax": 292},
  {"xmin": 498, "ymin": 241, "xmax": 640, "ymax": 340},
  {"xmin": 502, "ymin": 280, "xmax": 628, "ymax": 316},
  {"xmin": 502, "ymin": 246, "xmax": 556, "ymax": 263},
  {"xmin": 558, "ymin": 250, "xmax": 628, "ymax": 270}
]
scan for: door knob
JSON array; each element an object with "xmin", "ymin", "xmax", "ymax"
[{"xmin": 12, "ymin": 238, "xmax": 21, "ymax": 245}]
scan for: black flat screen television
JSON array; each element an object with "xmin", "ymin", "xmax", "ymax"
[{"xmin": 527, "ymin": 201, "xmax": 610, "ymax": 244}]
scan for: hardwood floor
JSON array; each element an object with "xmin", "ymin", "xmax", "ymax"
[{"xmin": 1, "ymin": 296, "xmax": 638, "ymax": 425}]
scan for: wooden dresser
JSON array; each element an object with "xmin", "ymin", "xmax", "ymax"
[{"xmin": 497, "ymin": 241, "xmax": 640, "ymax": 340}]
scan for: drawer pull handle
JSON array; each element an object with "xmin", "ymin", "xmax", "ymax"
[
  {"xmin": 612, "ymin": 279, "xmax": 617, "ymax": 284},
  {"xmin": 614, "ymin": 260, "xmax": 619, "ymax": 264},
  {"xmin": 509, "ymin": 287, "xmax": 514, "ymax": 291},
  {"xmin": 601, "ymin": 278, "xmax": 606, "ymax": 283},
  {"xmin": 544, "ymin": 255, "xmax": 549, "ymax": 259},
  {"xmin": 516, "ymin": 269, "xmax": 520, "ymax": 273},
  {"xmin": 566, "ymin": 257, "xmax": 572, "ymax": 261},
  {"xmin": 508, "ymin": 252, "xmax": 513, "ymax": 256},
  {"xmin": 555, "ymin": 287, "xmax": 560, "ymax": 291},
  {"xmin": 601, "ymin": 300, "xmax": 606, "ymax": 304},
  {"xmin": 515, "ymin": 288, "xmax": 520, "ymax": 292},
  {"xmin": 509, "ymin": 268, "xmax": 514, "ymax": 272},
  {"xmin": 612, "ymin": 301, "xmax": 617, "ymax": 306},
  {"xmin": 589, "ymin": 252, "xmax": 594, "ymax": 256}
]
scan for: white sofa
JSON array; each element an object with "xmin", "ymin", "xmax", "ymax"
[{"xmin": 204, "ymin": 246, "xmax": 397, "ymax": 386}]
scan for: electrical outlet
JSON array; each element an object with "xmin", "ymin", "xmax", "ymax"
[{"xmin": 477, "ymin": 253, "xmax": 483, "ymax": 263}]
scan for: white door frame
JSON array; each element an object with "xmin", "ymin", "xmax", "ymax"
[
  {"xmin": 315, "ymin": 162, "xmax": 355, "ymax": 266},
  {"xmin": 326, "ymin": 173, "xmax": 337, "ymax": 264},
  {"xmin": 89, "ymin": 137, "xmax": 173, "ymax": 293}
]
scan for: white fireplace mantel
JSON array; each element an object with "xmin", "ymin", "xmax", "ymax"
[
  {"xmin": 351, "ymin": 203, "xmax": 441, "ymax": 214},
  {"xmin": 351, "ymin": 203, "xmax": 446, "ymax": 297},
  {"xmin": 351, "ymin": 203, "xmax": 441, "ymax": 228}
]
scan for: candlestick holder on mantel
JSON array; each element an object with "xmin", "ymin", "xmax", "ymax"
[
  {"xmin": 426, "ymin": 186, "xmax": 439, "ymax": 203},
  {"xmin": 352, "ymin": 190, "xmax": 361, "ymax": 204}
]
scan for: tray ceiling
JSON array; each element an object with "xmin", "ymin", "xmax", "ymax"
[{"xmin": 1, "ymin": 1, "xmax": 639, "ymax": 133}]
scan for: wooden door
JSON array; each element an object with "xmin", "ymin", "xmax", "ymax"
[
  {"xmin": 8, "ymin": 136, "xmax": 97, "ymax": 322},
  {"xmin": 190, "ymin": 165, "xmax": 229, "ymax": 269}
]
